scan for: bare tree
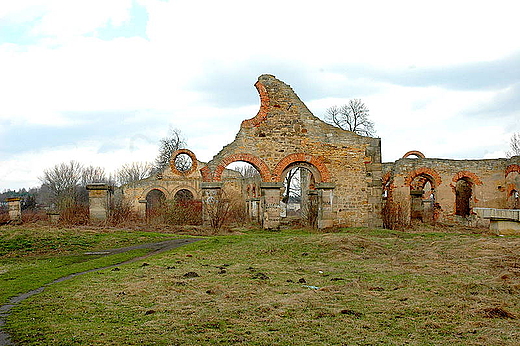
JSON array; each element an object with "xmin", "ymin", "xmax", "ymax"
[
  {"xmin": 81, "ymin": 165, "xmax": 108, "ymax": 186},
  {"xmin": 507, "ymin": 132, "xmax": 520, "ymax": 158},
  {"xmin": 39, "ymin": 161, "xmax": 83, "ymax": 209},
  {"xmin": 154, "ymin": 128, "xmax": 186, "ymax": 172},
  {"xmin": 282, "ymin": 167, "xmax": 301, "ymax": 203},
  {"xmin": 115, "ymin": 162, "xmax": 153, "ymax": 186},
  {"xmin": 325, "ymin": 99, "xmax": 375, "ymax": 137},
  {"xmin": 232, "ymin": 162, "xmax": 260, "ymax": 177}
]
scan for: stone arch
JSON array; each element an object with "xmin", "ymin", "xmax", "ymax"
[
  {"xmin": 273, "ymin": 153, "xmax": 330, "ymax": 182},
  {"xmin": 404, "ymin": 167, "xmax": 442, "ymax": 188},
  {"xmin": 212, "ymin": 153, "xmax": 272, "ymax": 182},
  {"xmin": 402, "ymin": 150, "xmax": 426, "ymax": 159},
  {"xmin": 170, "ymin": 149, "xmax": 198, "ymax": 176},
  {"xmin": 142, "ymin": 186, "xmax": 169, "ymax": 200},
  {"xmin": 241, "ymin": 81, "xmax": 269, "ymax": 128},
  {"xmin": 172, "ymin": 186, "xmax": 198, "ymax": 200},
  {"xmin": 144, "ymin": 188, "xmax": 167, "ymax": 218}
]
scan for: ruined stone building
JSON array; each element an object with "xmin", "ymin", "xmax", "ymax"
[{"xmin": 118, "ymin": 74, "xmax": 520, "ymax": 229}]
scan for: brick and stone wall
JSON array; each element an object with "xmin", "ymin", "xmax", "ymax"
[
  {"xmin": 383, "ymin": 155, "xmax": 520, "ymax": 225},
  {"xmin": 201, "ymin": 74, "xmax": 383, "ymax": 228}
]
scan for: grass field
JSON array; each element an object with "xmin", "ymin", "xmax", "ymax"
[{"xmin": 2, "ymin": 225, "xmax": 520, "ymax": 345}]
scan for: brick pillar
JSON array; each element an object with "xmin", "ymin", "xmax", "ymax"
[
  {"xmin": 6, "ymin": 197, "xmax": 22, "ymax": 222},
  {"xmin": 86, "ymin": 184, "xmax": 113, "ymax": 221},
  {"xmin": 260, "ymin": 182, "xmax": 283, "ymax": 230},
  {"xmin": 201, "ymin": 182, "xmax": 223, "ymax": 227},
  {"xmin": 316, "ymin": 183, "xmax": 335, "ymax": 229}
]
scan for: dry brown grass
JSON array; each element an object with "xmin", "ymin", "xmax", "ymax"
[{"xmin": 7, "ymin": 227, "xmax": 520, "ymax": 345}]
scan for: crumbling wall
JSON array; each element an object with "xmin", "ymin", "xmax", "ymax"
[
  {"xmin": 383, "ymin": 155, "xmax": 520, "ymax": 225},
  {"xmin": 201, "ymin": 74, "xmax": 383, "ymax": 228}
]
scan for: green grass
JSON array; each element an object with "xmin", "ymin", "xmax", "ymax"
[
  {"xmin": 0, "ymin": 226, "xmax": 181, "ymax": 305},
  {"xmin": 5, "ymin": 227, "xmax": 520, "ymax": 345}
]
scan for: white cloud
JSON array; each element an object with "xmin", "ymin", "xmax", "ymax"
[{"xmin": 1, "ymin": 0, "xmax": 519, "ymax": 190}]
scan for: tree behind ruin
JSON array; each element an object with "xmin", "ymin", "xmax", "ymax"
[{"xmin": 325, "ymin": 99, "xmax": 376, "ymax": 137}]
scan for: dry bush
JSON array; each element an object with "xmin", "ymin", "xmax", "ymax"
[
  {"xmin": 301, "ymin": 194, "xmax": 319, "ymax": 228},
  {"xmin": 205, "ymin": 191, "xmax": 246, "ymax": 231},
  {"xmin": 0, "ymin": 210, "xmax": 9, "ymax": 225},
  {"xmin": 164, "ymin": 200, "xmax": 202, "ymax": 226},
  {"xmin": 382, "ymin": 198, "xmax": 409, "ymax": 230},
  {"xmin": 21, "ymin": 209, "xmax": 49, "ymax": 223},
  {"xmin": 59, "ymin": 205, "xmax": 89, "ymax": 225},
  {"xmin": 107, "ymin": 199, "xmax": 142, "ymax": 226}
]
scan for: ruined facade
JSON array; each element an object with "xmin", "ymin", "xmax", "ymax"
[
  {"xmin": 382, "ymin": 152, "xmax": 520, "ymax": 226},
  {"xmin": 117, "ymin": 74, "xmax": 519, "ymax": 230}
]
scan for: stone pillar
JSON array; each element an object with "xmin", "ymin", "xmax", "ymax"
[
  {"xmin": 138, "ymin": 199, "xmax": 147, "ymax": 219},
  {"xmin": 86, "ymin": 184, "xmax": 113, "ymax": 221},
  {"xmin": 6, "ymin": 197, "xmax": 22, "ymax": 222},
  {"xmin": 260, "ymin": 182, "xmax": 283, "ymax": 230},
  {"xmin": 316, "ymin": 183, "xmax": 335, "ymax": 229},
  {"xmin": 201, "ymin": 182, "xmax": 223, "ymax": 227}
]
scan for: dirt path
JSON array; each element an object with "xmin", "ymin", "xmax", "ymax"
[{"xmin": 0, "ymin": 238, "xmax": 202, "ymax": 346}]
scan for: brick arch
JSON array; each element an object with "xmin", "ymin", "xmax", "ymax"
[
  {"xmin": 404, "ymin": 167, "xmax": 442, "ymax": 188},
  {"xmin": 273, "ymin": 153, "xmax": 331, "ymax": 182},
  {"xmin": 505, "ymin": 164, "xmax": 520, "ymax": 178},
  {"xmin": 241, "ymin": 81, "xmax": 269, "ymax": 128},
  {"xmin": 402, "ymin": 150, "xmax": 426, "ymax": 159},
  {"xmin": 213, "ymin": 153, "xmax": 272, "ymax": 182},
  {"xmin": 452, "ymin": 171, "xmax": 483, "ymax": 186}
]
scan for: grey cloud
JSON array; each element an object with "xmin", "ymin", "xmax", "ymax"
[
  {"xmin": 330, "ymin": 51, "xmax": 520, "ymax": 92},
  {"xmin": 1, "ymin": 110, "xmax": 162, "ymax": 158}
]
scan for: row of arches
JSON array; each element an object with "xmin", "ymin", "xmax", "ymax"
[
  {"xmin": 203, "ymin": 152, "xmax": 331, "ymax": 183},
  {"xmin": 384, "ymin": 164, "xmax": 520, "ymax": 223}
]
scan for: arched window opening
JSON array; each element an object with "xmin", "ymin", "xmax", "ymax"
[
  {"xmin": 146, "ymin": 189, "xmax": 166, "ymax": 220},
  {"xmin": 455, "ymin": 179, "xmax": 472, "ymax": 217},
  {"xmin": 174, "ymin": 189, "xmax": 194, "ymax": 201},
  {"xmin": 507, "ymin": 189, "xmax": 520, "ymax": 209}
]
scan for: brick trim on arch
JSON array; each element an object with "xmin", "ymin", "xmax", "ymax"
[
  {"xmin": 451, "ymin": 171, "xmax": 483, "ymax": 185},
  {"xmin": 404, "ymin": 167, "xmax": 442, "ymax": 188},
  {"xmin": 213, "ymin": 153, "xmax": 272, "ymax": 182},
  {"xmin": 505, "ymin": 164, "xmax": 520, "ymax": 177},
  {"xmin": 402, "ymin": 150, "xmax": 426, "ymax": 158},
  {"xmin": 200, "ymin": 166, "xmax": 212, "ymax": 182},
  {"xmin": 241, "ymin": 81, "xmax": 269, "ymax": 128},
  {"xmin": 273, "ymin": 153, "xmax": 331, "ymax": 182}
]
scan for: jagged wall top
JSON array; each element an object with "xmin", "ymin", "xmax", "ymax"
[{"xmin": 240, "ymin": 74, "xmax": 319, "ymax": 129}]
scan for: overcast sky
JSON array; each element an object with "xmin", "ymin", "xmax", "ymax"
[{"xmin": 1, "ymin": 0, "xmax": 519, "ymax": 190}]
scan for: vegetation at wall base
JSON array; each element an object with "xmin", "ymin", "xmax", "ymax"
[{"xmin": 2, "ymin": 225, "xmax": 519, "ymax": 345}]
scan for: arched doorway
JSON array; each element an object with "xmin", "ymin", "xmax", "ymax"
[
  {"xmin": 171, "ymin": 188, "xmax": 202, "ymax": 225},
  {"xmin": 455, "ymin": 179, "xmax": 472, "ymax": 216},
  {"xmin": 146, "ymin": 189, "xmax": 166, "ymax": 220},
  {"xmin": 281, "ymin": 163, "xmax": 318, "ymax": 227},
  {"xmin": 409, "ymin": 174, "xmax": 436, "ymax": 222}
]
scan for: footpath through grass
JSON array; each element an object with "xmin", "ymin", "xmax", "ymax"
[
  {"xmin": 5, "ymin": 226, "xmax": 520, "ymax": 345},
  {"xmin": 0, "ymin": 225, "xmax": 181, "ymax": 305}
]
